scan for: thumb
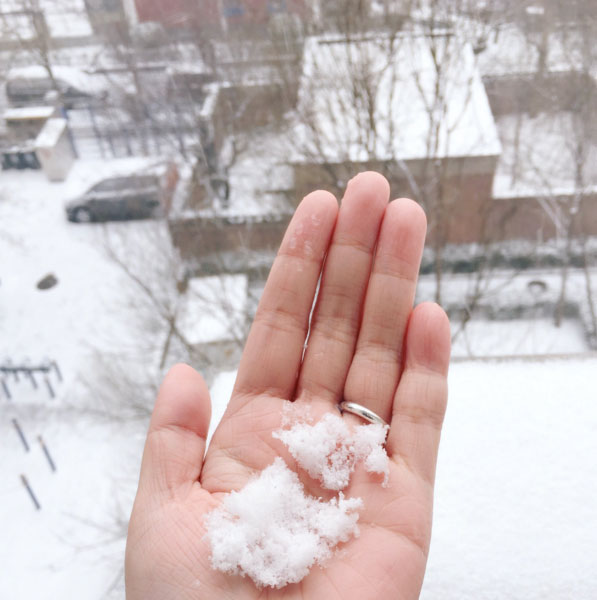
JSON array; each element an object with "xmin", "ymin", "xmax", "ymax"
[{"xmin": 137, "ymin": 363, "xmax": 212, "ymax": 500}]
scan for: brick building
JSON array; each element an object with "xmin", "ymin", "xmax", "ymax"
[
  {"xmin": 131, "ymin": 0, "xmax": 308, "ymax": 30},
  {"xmin": 291, "ymin": 34, "xmax": 502, "ymax": 245}
]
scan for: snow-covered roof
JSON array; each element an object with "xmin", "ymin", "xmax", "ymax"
[
  {"xmin": 477, "ymin": 24, "xmax": 596, "ymax": 79},
  {"xmin": 3, "ymin": 106, "xmax": 56, "ymax": 121},
  {"xmin": 199, "ymin": 83, "xmax": 220, "ymax": 120},
  {"xmin": 167, "ymin": 62, "xmax": 212, "ymax": 76},
  {"xmin": 7, "ymin": 65, "xmax": 107, "ymax": 94},
  {"xmin": 493, "ymin": 112, "xmax": 597, "ymax": 200},
  {"xmin": 34, "ymin": 118, "xmax": 67, "ymax": 148},
  {"xmin": 294, "ymin": 33, "xmax": 501, "ymax": 164}
]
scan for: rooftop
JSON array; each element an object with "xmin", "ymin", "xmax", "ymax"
[
  {"xmin": 477, "ymin": 23, "xmax": 597, "ymax": 79},
  {"xmin": 34, "ymin": 118, "xmax": 67, "ymax": 148},
  {"xmin": 3, "ymin": 106, "xmax": 57, "ymax": 121},
  {"xmin": 293, "ymin": 33, "xmax": 501, "ymax": 164},
  {"xmin": 7, "ymin": 65, "xmax": 107, "ymax": 94},
  {"xmin": 493, "ymin": 112, "xmax": 597, "ymax": 200}
]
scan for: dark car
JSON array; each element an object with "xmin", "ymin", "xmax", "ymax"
[
  {"xmin": 65, "ymin": 174, "xmax": 163, "ymax": 223},
  {"xmin": 6, "ymin": 66, "xmax": 108, "ymax": 109}
]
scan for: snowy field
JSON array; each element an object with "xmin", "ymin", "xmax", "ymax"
[
  {"xmin": 424, "ymin": 358, "xmax": 597, "ymax": 600},
  {"xmin": 0, "ymin": 403, "xmax": 144, "ymax": 598},
  {"xmin": 2, "ymin": 165, "xmax": 596, "ymax": 597},
  {"xmin": 0, "ymin": 160, "xmax": 163, "ymax": 374}
]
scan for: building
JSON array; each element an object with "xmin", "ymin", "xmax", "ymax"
[
  {"xmin": 478, "ymin": 22, "xmax": 597, "ymax": 241},
  {"xmin": 131, "ymin": 0, "xmax": 308, "ymax": 31},
  {"xmin": 291, "ymin": 33, "xmax": 502, "ymax": 244}
]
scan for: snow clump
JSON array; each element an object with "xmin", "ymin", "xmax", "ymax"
[
  {"xmin": 205, "ymin": 457, "xmax": 362, "ymax": 588},
  {"xmin": 205, "ymin": 410, "xmax": 390, "ymax": 588},
  {"xmin": 273, "ymin": 412, "xmax": 390, "ymax": 489}
]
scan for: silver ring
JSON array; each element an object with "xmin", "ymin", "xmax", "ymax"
[{"xmin": 338, "ymin": 401, "xmax": 388, "ymax": 427}]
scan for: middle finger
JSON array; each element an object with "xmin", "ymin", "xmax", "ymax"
[{"xmin": 294, "ymin": 171, "xmax": 389, "ymax": 409}]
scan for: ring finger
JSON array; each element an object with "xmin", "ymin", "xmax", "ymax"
[{"xmin": 343, "ymin": 197, "xmax": 427, "ymax": 425}]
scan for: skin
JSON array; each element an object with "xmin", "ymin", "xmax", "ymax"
[{"xmin": 125, "ymin": 172, "xmax": 451, "ymax": 600}]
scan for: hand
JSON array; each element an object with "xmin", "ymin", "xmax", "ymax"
[{"xmin": 125, "ymin": 172, "xmax": 451, "ymax": 599}]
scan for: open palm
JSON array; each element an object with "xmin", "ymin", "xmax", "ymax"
[{"xmin": 125, "ymin": 172, "xmax": 451, "ymax": 599}]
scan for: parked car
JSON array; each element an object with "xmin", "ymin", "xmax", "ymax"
[
  {"xmin": 6, "ymin": 66, "xmax": 108, "ymax": 108},
  {"xmin": 65, "ymin": 173, "xmax": 164, "ymax": 223}
]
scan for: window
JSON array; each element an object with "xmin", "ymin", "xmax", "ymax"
[
  {"xmin": 89, "ymin": 176, "xmax": 158, "ymax": 193},
  {"xmin": 131, "ymin": 175, "xmax": 159, "ymax": 188}
]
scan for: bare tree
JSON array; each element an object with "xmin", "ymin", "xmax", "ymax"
[
  {"xmin": 288, "ymin": 0, "xmax": 514, "ymax": 314},
  {"xmin": 505, "ymin": 5, "xmax": 597, "ymax": 328},
  {"xmin": 552, "ymin": 15, "xmax": 597, "ymax": 328},
  {"xmin": 77, "ymin": 219, "xmax": 257, "ymax": 420}
]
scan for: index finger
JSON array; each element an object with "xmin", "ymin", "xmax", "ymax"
[{"xmin": 232, "ymin": 190, "xmax": 338, "ymax": 403}]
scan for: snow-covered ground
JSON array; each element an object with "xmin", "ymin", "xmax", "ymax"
[
  {"xmin": 423, "ymin": 357, "xmax": 597, "ymax": 600},
  {"xmin": 0, "ymin": 161, "xmax": 165, "ymax": 597},
  {"xmin": 451, "ymin": 317, "xmax": 588, "ymax": 358},
  {"xmin": 0, "ymin": 402, "xmax": 144, "ymax": 599},
  {"xmin": 179, "ymin": 274, "xmax": 249, "ymax": 345},
  {"xmin": 0, "ymin": 159, "xmax": 164, "ymax": 375},
  {"xmin": 417, "ymin": 267, "xmax": 597, "ymax": 354},
  {"xmin": 0, "ymin": 159, "xmax": 250, "ymax": 382},
  {"xmin": 0, "ymin": 161, "xmax": 246, "ymax": 597}
]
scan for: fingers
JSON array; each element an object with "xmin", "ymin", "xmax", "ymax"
[
  {"xmin": 137, "ymin": 364, "xmax": 211, "ymax": 500},
  {"xmin": 232, "ymin": 190, "xmax": 338, "ymax": 402},
  {"xmin": 295, "ymin": 172, "xmax": 389, "ymax": 408},
  {"xmin": 343, "ymin": 198, "xmax": 427, "ymax": 424},
  {"xmin": 387, "ymin": 303, "xmax": 451, "ymax": 484}
]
